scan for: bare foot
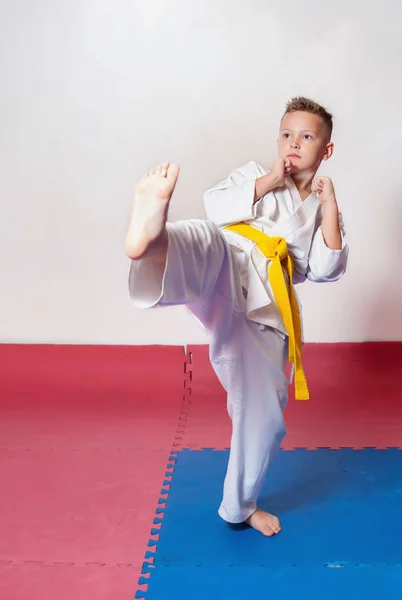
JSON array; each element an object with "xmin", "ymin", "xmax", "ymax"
[
  {"xmin": 125, "ymin": 162, "xmax": 180, "ymax": 260},
  {"xmin": 245, "ymin": 508, "xmax": 281, "ymax": 537}
]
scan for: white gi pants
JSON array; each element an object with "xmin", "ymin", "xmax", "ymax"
[{"xmin": 129, "ymin": 219, "xmax": 288, "ymax": 523}]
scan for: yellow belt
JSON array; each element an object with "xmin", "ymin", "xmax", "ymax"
[{"xmin": 225, "ymin": 223, "xmax": 309, "ymax": 400}]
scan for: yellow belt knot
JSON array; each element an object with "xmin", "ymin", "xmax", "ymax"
[{"xmin": 225, "ymin": 222, "xmax": 309, "ymax": 400}]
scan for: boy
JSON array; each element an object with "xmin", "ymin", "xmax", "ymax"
[{"xmin": 125, "ymin": 97, "xmax": 348, "ymax": 537}]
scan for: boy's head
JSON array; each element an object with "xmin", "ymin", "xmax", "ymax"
[{"xmin": 278, "ymin": 97, "xmax": 334, "ymax": 174}]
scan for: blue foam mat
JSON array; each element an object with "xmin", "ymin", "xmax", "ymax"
[
  {"xmin": 138, "ymin": 449, "xmax": 402, "ymax": 599},
  {"xmin": 152, "ymin": 449, "xmax": 402, "ymax": 567}
]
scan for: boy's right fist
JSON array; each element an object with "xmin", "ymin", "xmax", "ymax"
[{"xmin": 270, "ymin": 158, "xmax": 292, "ymax": 187}]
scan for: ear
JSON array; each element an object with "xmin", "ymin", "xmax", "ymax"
[{"xmin": 322, "ymin": 142, "xmax": 334, "ymax": 161}]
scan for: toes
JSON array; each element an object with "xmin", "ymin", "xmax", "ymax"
[
  {"xmin": 270, "ymin": 520, "xmax": 281, "ymax": 534},
  {"xmin": 149, "ymin": 163, "xmax": 170, "ymax": 178},
  {"xmin": 265, "ymin": 516, "xmax": 281, "ymax": 535},
  {"xmin": 262, "ymin": 526, "xmax": 275, "ymax": 537},
  {"xmin": 148, "ymin": 163, "xmax": 177, "ymax": 180},
  {"xmin": 159, "ymin": 163, "xmax": 169, "ymax": 177},
  {"xmin": 167, "ymin": 163, "xmax": 180, "ymax": 182},
  {"xmin": 150, "ymin": 164, "xmax": 164, "ymax": 175}
]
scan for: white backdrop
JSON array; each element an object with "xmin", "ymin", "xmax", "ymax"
[{"xmin": 0, "ymin": 0, "xmax": 401, "ymax": 345}]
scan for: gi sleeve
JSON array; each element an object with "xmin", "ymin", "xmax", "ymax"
[
  {"xmin": 203, "ymin": 161, "xmax": 266, "ymax": 226},
  {"xmin": 307, "ymin": 212, "xmax": 349, "ymax": 283}
]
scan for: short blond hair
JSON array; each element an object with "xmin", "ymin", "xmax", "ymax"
[{"xmin": 284, "ymin": 97, "xmax": 333, "ymax": 139}]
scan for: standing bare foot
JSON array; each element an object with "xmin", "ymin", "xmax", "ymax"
[
  {"xmin": 245, "ymin": 508, "xmax": 282, "ymax": 537},
  {"xmin": 125, "ymin": 162, "xmax": 180, "ymax": 260}
]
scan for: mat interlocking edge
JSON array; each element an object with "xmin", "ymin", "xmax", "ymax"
[{"xmin": 135, "ymin": 349, "xmax": 193, "ymax": 597}]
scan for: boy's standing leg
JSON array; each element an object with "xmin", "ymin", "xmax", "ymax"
[
  {"xmin": 211, "ymin": 318, "xmax": 288, "ymax": 536},
  {"xmin": 127, "ymin": 163, "xmax": 288, "ymax": 536}
]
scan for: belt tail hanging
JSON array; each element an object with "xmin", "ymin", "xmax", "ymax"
[{"xmin": 225, "ymin": 223, "xmax": 310, "ymax": 400}]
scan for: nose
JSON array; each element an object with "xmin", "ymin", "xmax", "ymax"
[{"xmin": 291, "ymin": 138, "xmax": 300, "ymax": 150}]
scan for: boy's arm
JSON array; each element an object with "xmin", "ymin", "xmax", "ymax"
[
  {"xmin": 311, "ymin": 176, "xmax": 342, "ymax": 249},
  {"xmin": 203, "ymin": 159, "xmax": 291, "ymax": 226},
  {"xmin": 254, "ymin": 172, "xmax": 281, "ymax": 204},
  {"xmin": 321, "ymin": 202, "xmax": 342, "ymax": 249},
  {"xmin": 307, "ymin": 177, "xmax": 348, "ymax": 282}
]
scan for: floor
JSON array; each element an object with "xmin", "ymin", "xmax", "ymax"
[{"xmin": 0, "ymin": 342, "xmax": 401, "ymax": 599}]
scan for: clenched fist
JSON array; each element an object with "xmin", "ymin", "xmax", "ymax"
[
  {"xmin": 270, "ymin": 158, "xmax": 293, "ymax": 188},
  {"xmin": 311, "ymin": 176, "xmax": 337, "ymax": 206}
]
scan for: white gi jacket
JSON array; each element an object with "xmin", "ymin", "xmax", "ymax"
[{"xmin": 203, "ymin": 161, "xmax": 349, "ymax": 337}]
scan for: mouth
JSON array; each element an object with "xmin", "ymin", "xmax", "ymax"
[{"xmin": 287, "ymin": 154, "xmax": 301, "ymax": 159}]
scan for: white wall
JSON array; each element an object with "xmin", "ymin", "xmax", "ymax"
[{"xmin": 0, "ymin": 0, "xmax": 401, "ymax": 345}]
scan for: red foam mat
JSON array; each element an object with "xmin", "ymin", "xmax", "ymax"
[
  {"xmin": 0, "ymin": 344, "xmax": 185, "ymax": 450},
  {"xmin": 182, "ymin": 343, "xmax": 402, "ymax": 450},
  {"xmin": 0, "ymin": 447, "xmax": 168, "ymax": 599},
  {"xmin": 0, "ymin": 448, "xmax": 168, "ymax": 565},
  {"xmin": 0, "ymin": 563, "xmax": 140, "ymax": 600},
  {"xmin": 0, "ymin": 344, "xmax": 185, "ymax": 399},
  {"xmin": 0, "ymin": 344, "xmax": 185, "ymax": 599}
]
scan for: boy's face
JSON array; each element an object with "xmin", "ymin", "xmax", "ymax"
[{"xmin": 277, "ymin": 111, "xmax": 333, "ymax": 173}]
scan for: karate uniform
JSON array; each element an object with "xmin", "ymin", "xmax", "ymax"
[{"xmin": 128, "ymin": 161, "xmax": 348, "ymax": 523}]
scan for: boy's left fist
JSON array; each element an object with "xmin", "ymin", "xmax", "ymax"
[{"xmin": 311, "ymin": 176, "xmax": 337, "ymax": 206}]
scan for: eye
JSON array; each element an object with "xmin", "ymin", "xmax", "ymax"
[
  {"xmin": 303, "ymin": 134, "xmax": 313, "ymax": 140},
  {"xmin": 282, "ymin": 133, "xmax": 290, "ymax": 139}
]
